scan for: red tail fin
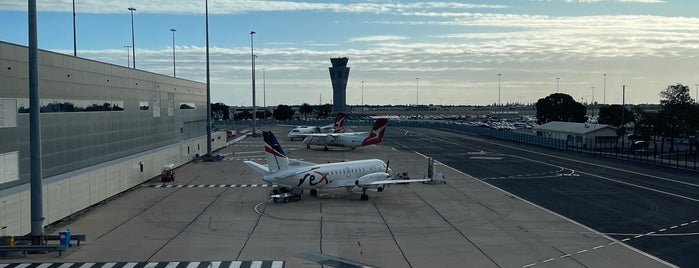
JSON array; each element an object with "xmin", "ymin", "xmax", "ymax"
[
  {"xmin": 333, "ymin": 112, "xmax": 346, "ymax": 133},
  {"xmin": 361, "ymin": 118, "xmax": 388, "ymax": 146}
]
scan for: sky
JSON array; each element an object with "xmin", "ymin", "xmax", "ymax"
[{"xmin": 1, "ymin": 0, "xmax": 699, "ymax": 107}]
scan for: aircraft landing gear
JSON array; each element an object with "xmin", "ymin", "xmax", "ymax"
[
  {"xmin": 323, "ymin": 146, "xmax": 329, "ymax": 151},
  {"xmin": 306, "ymin": 144, "xmax": 310, "ymax": 149},
  {"xmin": 361, "ymin": 188, "xmax": 369, "ymax": 201}
]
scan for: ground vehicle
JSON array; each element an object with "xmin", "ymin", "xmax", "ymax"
[{"xmin": 161, "ymin": 164, "xmax": 175, "ymax": 182}]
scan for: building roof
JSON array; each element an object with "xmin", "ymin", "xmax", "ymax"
[{"xmin": 533, "ymin": 121, "xmax": 617, "ymax": 135}]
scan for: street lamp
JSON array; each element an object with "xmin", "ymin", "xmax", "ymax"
[
  {"xmin": 603, "ymin": 73, "xmax": 607, "ymax": 104},
  {"xmin": 361, "ymin": 80, "xmax": 364, "ymax": 106},
  {"xmin": 263, "ymin": 68, "xmax": 266, "ymax": 119},
  {"xmin": 128, "ymin": 7, "xmax": 136, "ymax": 69},
  {"xmin": 170, "ymin": 28, "xmax": 176, "ymax": 77},
  {"xmin": 72, "ymin": 0, "xmax": 77, "ymax": 56},
  {"xmin": 416, "ymin": 77, "xmax": 419, "ymax": 106},
  {"xmin": 123, "ymin": 45, "xmax": 131, "ymax": 67},
  {"xmin": 556, "ymin": 77, "xmax": 560, "ymax": 93},
  {"xmin": 250, "ymin": 31, "xmax": 257, "ymax": 136},
  {"xmin": 498, "ymin": 73, "xmax": 502, "ymax": 118}
]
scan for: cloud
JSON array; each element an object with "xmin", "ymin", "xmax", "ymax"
[
  {"xmin": 0, "ymin": 1, "xmax": 506, "ymax": 14},
  {"xmin": 349, "ymin": 35, "xmax": 408, "ymax": 43}
]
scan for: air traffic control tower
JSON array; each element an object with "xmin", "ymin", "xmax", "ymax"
[{"xmin": 329, "ymin": 57, "xmax": 350, "ymax": 114}]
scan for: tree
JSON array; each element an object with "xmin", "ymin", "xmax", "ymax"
[
  {"xmin": 211, "ymin": 102, "xmax": 230, "ymax": 120},
  {"xmin": 598, "ymin": 104, "xmax": 634, "ymax": 127},
  {"xmin": 658, "ymin": 83, "xmax": 698, "ymax": 152},
  {"xmin": 273, "ymin": 104, "xmax": 294, "ymax": 120},
  {"xmin": 299, "ymin": 103, "xmax": 313, "ymax": 120},
  {"xmin": 535, "ymin": 93, "xmax": 587, "ymax": 124},
  {"xmin": 314, "ymin": 104, "xmax": 333, "ymax": 118}
]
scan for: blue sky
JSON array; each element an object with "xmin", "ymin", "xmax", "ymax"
[{"xmin": 2, "ymin": 0, "xmax": 699, "ymax": 106}]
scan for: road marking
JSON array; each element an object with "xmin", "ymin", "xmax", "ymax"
[
  {"xmin": 148, "ymin": 184, "xmax": 277, "ymax": 188},
  {"xmin": 0, "ymin": 262, "xmax": 283, "ymax": 268}
]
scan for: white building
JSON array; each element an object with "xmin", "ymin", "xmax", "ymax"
[{"xmin": 533, "ymin": 121, "xmax": 618, "ymax": 148}]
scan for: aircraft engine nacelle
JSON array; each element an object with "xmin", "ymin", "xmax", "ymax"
[{"xmin": 355, "ymin": 172, "xmax": 390, "ymax": 186}]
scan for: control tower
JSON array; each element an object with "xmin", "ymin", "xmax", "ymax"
[{"xmin": 329, "ymin": 57, "xmax": 350, "ymax": 114}]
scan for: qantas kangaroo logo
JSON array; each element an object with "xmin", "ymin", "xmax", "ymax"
[
  {"xmin": 361, "ymin": 119, "xmax": 387, "ymax": 146},
  {"xmin": 333, "ymin": 113, "xmax": 346, "ymax": 133}
]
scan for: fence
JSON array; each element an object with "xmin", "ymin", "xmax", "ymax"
[{"xmin": 215, "ymin": 119, "xmax": 697, "ymax": 171}]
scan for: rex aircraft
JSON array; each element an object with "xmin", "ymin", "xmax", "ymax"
[{"xmin": 243, "ymin": 131, "xmax": 426, "ymax": 202}]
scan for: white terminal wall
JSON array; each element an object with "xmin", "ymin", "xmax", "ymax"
[{"xmin": 0, "ymin": 41, "xmax": 226, "ymax": 235}]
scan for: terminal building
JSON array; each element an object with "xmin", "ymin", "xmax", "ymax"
[
  {"xmin": 329, "ymin": 57, "xmax": 350, "ymax": 114},
  {"xmin": 0, "ymin": 41, "xmax": 225, "ymax": 236}
]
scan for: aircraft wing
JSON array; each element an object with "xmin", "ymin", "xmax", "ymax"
[{"xmin": 370, "ymin": 179, "xmax": 430, "ymax": 185}]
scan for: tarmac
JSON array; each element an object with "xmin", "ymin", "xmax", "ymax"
[{"xmin": 1, "ymin": 126, "xmax": 673, "ymax": 267}]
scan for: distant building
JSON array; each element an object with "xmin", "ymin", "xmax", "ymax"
[
  {"xmin": 533, "ymin": 121, "xmax": 617, "ymax": 148},
  {"xmin": 329, "ymin": 57, "xmax": 350, "ymax": 114}
]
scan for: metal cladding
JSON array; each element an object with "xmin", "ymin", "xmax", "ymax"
[{"xmin": 329, "ymin": 57, "xmax": 350, "ymax": 114}]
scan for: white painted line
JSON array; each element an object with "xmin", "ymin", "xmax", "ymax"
[
  {"xmin": 670, "ymin": 226, "xmax": 678, "ymax": 229},
  {"xmin": 101, "ymin": 263, "xmax": 117, "ymax": 268},
  {"xmin": 228, "ymin": 261, "xmax": 242, "ymax": 268},
  {"xmin": 692, "ymin": 220, "xmax": 699, "ymax": 224},
  {"xmin": 681, "ymin": 223, "xmax": 689, "ymax": 226},
  {"xmin": 560, "ymin": 254, "xmax": 572, "ymax": 258},
  {"xmin": 270, "ymin": 261, "xmax": 284, "ymax": 268},
  {"xmin": 143, "ymin": 262, "xmax": 159, "ymax": 268},
  {"xmin": 608, "ymin": 241, "xmax": 618, "ymax": 246},
  {"xmin": 250, "ymin": 261, "xmax": 263, "ymax": 268},
  {"xmin": 37, "ymin": 263, "xmax": 55, "ymax": 268},
  {"xmin": 646, "ymin": 231, "xmax": 656, "ymax": 235},
  {"xmin": 123, "ymin": 263, "xmax": 137, "ymax": 268},
  {"xmin": 634, "ymin": 235, "xmax": 643, "ymax": 239},
  {"xmin": 522, "ymin": 263, "xmax": 537, "ymax": 268},
  {"xmin": 186, "ymin": 261, "xmax": 201, "ymax": 268},
  {"xmin": 593, "ymin": 245, "xmax": 605, "ymax": 250},
  {"xmin": 659, "ymin": 228, "xmax": 667, "ymax": 232},
  {"xmin": 166, "ymin": 262, "xmax": 180, "ymax": 268},
  {"xmin": 58, "ymin": 263, "xmax": 75, "ymax": 268},
  {"xmin": 577, "ymin": 249, "xmax": 588, "ymax": 254},
  {"xmin": 621, "ymin": 238, "xmax": 631, "ymax": 242},
  {"xmin": 208, "ymin": 261, "xmax": 221, "ymax": 268},
  {"xmin": 542, "ymin": 259, "xmax": 555, "ymax": 263}
]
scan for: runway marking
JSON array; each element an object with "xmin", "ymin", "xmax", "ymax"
[
  {"xmin": 521, "ymin": 218, "xmax": 699, "ymax": 267},
  {"xmin": 148, "ymin": 184, "xmax": 277, "ymax": 188},
  {"xmin": 0, "ymin": 262, "xmax": 284, "ymax": 268},
  {"xmin": 481, "ymin": 168, "xmax": 573, "ymax": 181},
  {"xmin": 469, "ymin": 156, "xmax": 503, "ymax": 160}
]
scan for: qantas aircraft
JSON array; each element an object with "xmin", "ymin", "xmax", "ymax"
[
  {"xmin": 243, "ymin": 131, "xmax": 427, "ymax": 202},
  {"xmin": 302, "ymin": 118, "xmax": 387, "ymax": 151},
  {"xmin": 287, "ymin": 112, "xmax": 346, "ymax": 140}
]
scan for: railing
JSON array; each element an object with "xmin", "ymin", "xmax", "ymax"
[{"xmin": 217, "ymin": 119, "xmax": 697, "ymax": 171}]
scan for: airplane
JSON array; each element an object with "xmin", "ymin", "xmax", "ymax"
[
  {"xmin": 243, "ymin": 131, "xmax": 428, "ymax": 202},
  {"xmin": 287, "ymin": 112, "xmax": 346, "ymax": 140},
  {"xmin": 302, "ymin": 118, "xmax": 387, "ymax": 151}
]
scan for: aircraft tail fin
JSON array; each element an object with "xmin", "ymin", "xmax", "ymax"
[
  {"xmin": 333, "ymin": 112, "xmax": 346, "ymax": 133},
  {"xmin": 263, "ymin": 131, "xmax": 290, "ymax": 172},
  {"xmin": 361, "ymin": 118, "xmax": 388, "ymax": 146}
]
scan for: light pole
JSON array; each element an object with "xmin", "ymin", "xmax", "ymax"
[
  {"xmin": 591, "ymin": 86, "xmax": 595, "ymax": 117},
  {"xmin": 498, "ymin": 73, "xmax": 502, "ymax": 118},
  {"xmin": 416, "ymin": 77, "xmax": 419, "ymax": 106},
  {"xmin": 603, "ymin": 73, "xmax": 607, "ymax": 104},
  {"xmin": 72, "ymin": 0, "xmax": 76, "ymax": 56},
  {"xmin": 250, "ymin": 31, "xmax": 257, "ymax": 135},
  {"xmin": 205, "ymin": 0, "xmax": 212, "ymax": 156},
  {"xmin": 123, "ymin": 45, "xmax": 131, "ymax": 67},
  {"xmin": 361, "ymin": 80, "xmax": 364, "ymax": 106},
  {"xmin": 128, "ymin": 7, "xmax": 136, "ymax": 69},
  {"xmin": 263, "ymin": 68, "xmax": 266, "ymax": 119},
  {"xmin": 170, "ymin": 28, "xmax": 176, "ymax": 77},
  {"xmin": 556, "ymin": 77, "xmax": 560, "ymax": 93}
]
